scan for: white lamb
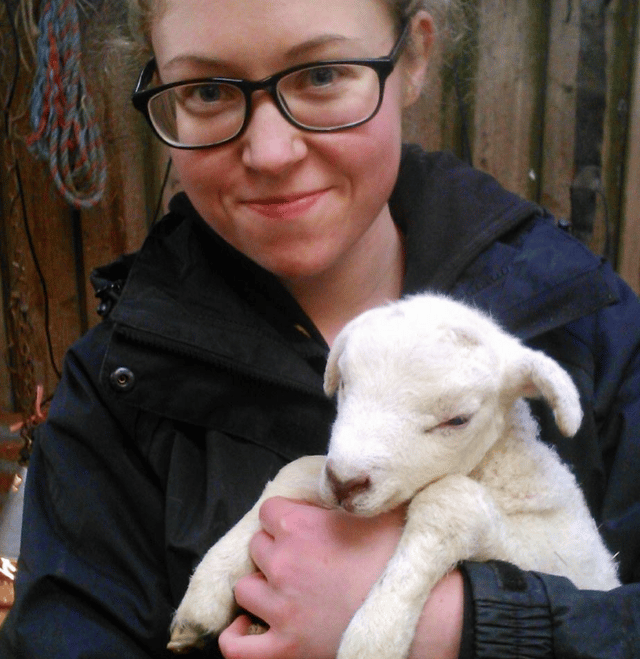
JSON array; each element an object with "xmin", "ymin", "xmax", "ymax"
[{"xmin": 168, "ymin": 293, "xmax": 620, "ymax": 658}]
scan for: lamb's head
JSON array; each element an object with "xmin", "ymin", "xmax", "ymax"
[{"xmin": 320, "ymin": 294, "xmax": 583, "ymax": 516}]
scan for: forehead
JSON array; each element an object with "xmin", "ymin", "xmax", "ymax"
[{"xmin": 151, "ymin": 0, "xmax": 394, "ymax": 72}]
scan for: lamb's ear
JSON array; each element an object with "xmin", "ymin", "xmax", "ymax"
[
  {"xmin": 324, "ymin": 332, "xmax": 348, "ymax": 396},
  {"xmin": 504, "ymin": 345, "xmax": 583, "ymax": 437}
]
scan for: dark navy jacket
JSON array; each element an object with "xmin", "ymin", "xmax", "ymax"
[{"xmin": 1, "ymin": 148, "xmax": 639, "ymax": 657}]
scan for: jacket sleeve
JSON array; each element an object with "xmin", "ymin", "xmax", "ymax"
[
  {"xmin": 461, "ymin": 562, "xmax": 640, "ymax": 659},
  {"xmin": 0, "ymin": 325, "xmax": 184, "ymax": 658},
  {"xmin": 460, "ymin": 270, "xmax": 640, "ymax": 658}
]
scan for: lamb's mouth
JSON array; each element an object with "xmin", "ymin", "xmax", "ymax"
[
  {"xmin": 343, "ymin": 489, "xmax": 408, "ymax": 516},
  {"xmin": 360, "ymin": 481, "xmax": 440, "ymax": 516}
]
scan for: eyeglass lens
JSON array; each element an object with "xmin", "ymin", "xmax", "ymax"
[{"xmin": 147, "ymin": 63, "xmax": 382, "ymax": 147}]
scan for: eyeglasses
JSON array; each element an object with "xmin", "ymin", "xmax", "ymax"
[{"xmin": 132, "ymin": 21, "xmax": 410, "ymax": 149}]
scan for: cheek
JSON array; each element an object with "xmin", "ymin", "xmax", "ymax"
[
  {"xmin": 170, "ymin": 148, "xmax": 234, "ymax": 200},
  {"xmin": 344, "ymin": 80, "xmax": 405, "ymax": 190},
  {"xmin": 313, "ymin": 92, "xmax": 403, "ymax": 217}
]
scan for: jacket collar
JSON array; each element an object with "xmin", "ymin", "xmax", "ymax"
[{"xmin": 102, "ymin": 205, "xmax": 327, "ymax": 397}]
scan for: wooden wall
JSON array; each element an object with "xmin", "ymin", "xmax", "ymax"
[{"xmin": 0, "ymin": 0, "xmax": 639, "ymax": 425}]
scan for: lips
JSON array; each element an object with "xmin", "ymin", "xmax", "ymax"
[{"xmin": 242, "ymin": 189, "xmax": 327, "ymax": 219}]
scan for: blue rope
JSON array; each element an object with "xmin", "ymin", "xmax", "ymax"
[{"xmin": 28, "ymin": 0, "xmax": 106, "ymax": 209}]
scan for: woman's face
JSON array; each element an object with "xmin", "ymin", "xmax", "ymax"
[{"xmin": 151, "ymin": 0, "xmax": 426, "ymax": 283}]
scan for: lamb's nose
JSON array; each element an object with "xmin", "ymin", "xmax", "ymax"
[{"xmin": 325, "ymin": 460, "xmax": 371, "ymax": 510}]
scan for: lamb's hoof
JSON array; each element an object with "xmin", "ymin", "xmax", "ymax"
[{"xmin": 167, "ymin": 624, "xmax": 209, "ymax": 654}]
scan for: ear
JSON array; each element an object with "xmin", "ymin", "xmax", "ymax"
[
  {"xmin": 504, "ymin": 345, "xmax": 583, "ymax": 437},
  {"xmin": 324, "ymin": 331, "xmax": 348, "ymax": 396},
  {"xmin": 402, "ymin": 11, "xmax": 435, "ymax": 107}
]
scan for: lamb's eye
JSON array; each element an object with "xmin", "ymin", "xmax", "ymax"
[
  {"xmin": 424, "ymin": 415, "xmax": 471, "ymax": 434},
  {"xmin": 440, "ymin": 415, "xmax": 470, "ymax": 428}
]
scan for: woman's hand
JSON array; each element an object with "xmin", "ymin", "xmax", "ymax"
[{"xmin": 218, "ymin": 497, "xmax": 464, "ymax": 659}]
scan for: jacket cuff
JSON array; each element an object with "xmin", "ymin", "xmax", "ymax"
[{"xmin": 459, "ymin": 561, "xmax": 553, "ymax": 659}]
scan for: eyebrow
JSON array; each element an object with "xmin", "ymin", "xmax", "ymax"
[
  {"xmin": 162, "ymin": 34, "xmax": 362, "ymax": 73},
  {"xmin": 285, "ymin": 34, "xmax": 353, "ymax": 59}
]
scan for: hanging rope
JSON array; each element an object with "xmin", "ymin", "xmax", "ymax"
[{"xmin": 27, "ymin": 0, "xmax": 106, "ymax": 209}]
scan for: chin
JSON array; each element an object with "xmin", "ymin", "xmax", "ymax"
[{"xmin": 257, "ymin": 250, "xmax": 339, "ymax": 282}]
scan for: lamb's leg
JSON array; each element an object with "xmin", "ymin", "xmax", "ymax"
[
  {"xmin": 168, "ymin": 455, "xmax": 326, "ymax": 653},
  {"xmin": 337, "ymin": 474, "xmax": 506, "ymax": 659}
]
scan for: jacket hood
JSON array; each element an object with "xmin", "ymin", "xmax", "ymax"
[
  {"xmin": 392, "ymin": 148, "xmax": 617, "ymax": 339},
  {"xmin": 392, "ymin": 146, "xmax": 541, "ymax": 293}
]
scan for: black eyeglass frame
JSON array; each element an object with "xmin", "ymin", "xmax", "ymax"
[{"xmin": 132, "ymin": 20, "xmax": 411, "ymax": 149}]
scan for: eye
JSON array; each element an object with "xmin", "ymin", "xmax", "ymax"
[
  {"xmin": 439, "ymin": 415, "xmax": 471, "ymax": 428},
  {"xmin": 194, "ymin": 83, "xmax": 223, "ymax": 103},
  {"xmin": 177, "ymin": 83, "xmax": 223, "ymax": 104},
  {"xmin": 423, "ymin": 415, "xmax": 472, "ymax": 434},
  {"xmin": 176, "ymin": 82, "xmax": 242, "ymax": 116},
  {"xmin": 303, "ymin": 65, "xmax": 349, "ymax": 88},
  {"xmin": 307, "ymin": 66, "xmax": 338, "ymax": 87},
  {"xmin": 287, "ymin": 64, "xmax": 355, "ymax": 94}
]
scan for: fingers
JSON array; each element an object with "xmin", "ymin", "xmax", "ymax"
[
  {"xmin": 219, "ymin": 614, "xmax": 290, "ymax": 659},
  {"xmin": 258, "ymin": 496, "xmax": 317, "ymax": 537},
  {"xmin": 233, "ymin": 569, "xmax": 285, "ymax": 628},
  {"xmin": 257, "ymin": 496, "xmax": 288, "ymax": 537},
  {"xmin": 223, "ymin": 497, "xmax": 404, "ymax": 659},
  {"xmin": 248, "ymin": 528, "xmax": 275, "ymax": 576}
]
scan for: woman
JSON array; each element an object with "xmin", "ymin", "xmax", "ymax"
[{"xmin": 1, "ymin": 0, "xmax": 639, "ymax": 657}]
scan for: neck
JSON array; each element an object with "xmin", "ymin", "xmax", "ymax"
[{"xmin": 282, "ymin": 208, "xmax": 405, "ymax": 347}]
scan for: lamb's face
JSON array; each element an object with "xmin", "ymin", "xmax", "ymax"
[{"xmin": 320, "ymin": 297, "xmax": 512, "ymax": 515}]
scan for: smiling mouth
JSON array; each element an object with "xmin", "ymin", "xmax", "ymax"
[{"xmin": 243, "ymin": 190, "xmax": 327, "ymax": 219}]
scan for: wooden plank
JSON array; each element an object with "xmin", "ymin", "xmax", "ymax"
[
  {"xmin": 79, "ymin": 52, "xmax": 153, "ymax": 329},
  {"xmin": 0, "ymin": 126, "xmax": 15, "ymax": 413},
  {"xmin": 0, "ymin": 20, "xmax": 83, "ymax": 403},
  {"xmin": 594, "ymin": 0, "xmax": 637, "ymax": 263},
  {"xmin": 471, "ymin": 0, "xmax": 550, "ymax": 201},
  {"xmin": 619, "ymin": 1, "xmax": 640, "ymax": 294},
  {"xmin": 539, "ymin": 0, "xmax": 581, "ymax": 222},
  {"xmin": 0, "ymin": 179, "xmax": 14, "ymax": 413},
  {"xmin": 10, "ymin": 143, "xmax": 83, "ymax": 395},
  {"xmin": 0, "ymin": 139, "xmax": 76, "ymax": 408}
]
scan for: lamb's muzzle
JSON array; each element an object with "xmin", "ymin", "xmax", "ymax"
[{"xmin": 324, "ymin": 458, "xmax": 371, "ymax": 511}]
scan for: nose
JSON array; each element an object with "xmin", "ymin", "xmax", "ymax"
[
  {"xmin": 241, "ymin": 94, "xmax": 307, "ymax": 175},
  {"xmin": 325, "ymin": 459, "xmax": 371, "ymax": 511}
]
